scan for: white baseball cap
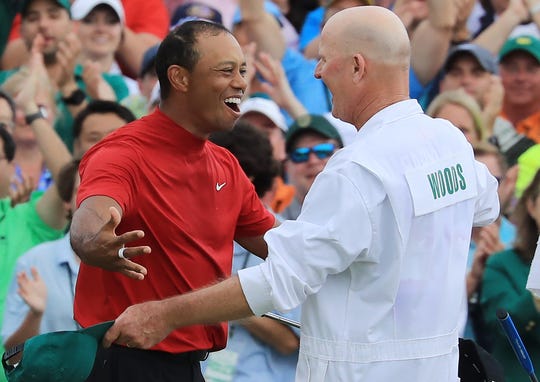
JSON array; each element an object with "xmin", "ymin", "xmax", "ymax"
[
  {"xmin": 71, "ymin": 0, "xmax": 125, "ymax": 25},
  {"xmin": 239, "ymin": 97, "xmax": 287, "ymax": 132}
]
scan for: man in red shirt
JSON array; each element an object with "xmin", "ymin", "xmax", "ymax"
[{"xmin": 69, "ymin": 20, "xmax": 275, "ymax": 382}]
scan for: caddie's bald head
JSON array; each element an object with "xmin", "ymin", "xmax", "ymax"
[
  {"xmin": 316, "ymin": 6, "xmax": 410, "ymax": 128},
  {"xmin": 323, "ymin": 6, "xmax": 410, "ymax": 69}
]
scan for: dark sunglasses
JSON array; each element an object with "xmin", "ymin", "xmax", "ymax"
[{"xmin": 289, "ymin": 143, "xmax": 335, "ymax": 164}]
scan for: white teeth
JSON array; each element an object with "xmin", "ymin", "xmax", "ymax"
[{"xmin": 224, "ymin": 97, "xmax": 241, "ymax": 104}]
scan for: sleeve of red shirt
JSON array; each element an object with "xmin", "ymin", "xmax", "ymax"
[
  {"xmin": 77, "ymin": 142, "xmax": 138, "ymax": 212},
  {"xmin": 122, "ymin": 0, "xmax": 169, "ymax": 39}
]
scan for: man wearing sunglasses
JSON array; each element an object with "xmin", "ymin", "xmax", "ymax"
[{"xmin": 281, "ymin": 114, "xmax": 343, "ymax": 220}]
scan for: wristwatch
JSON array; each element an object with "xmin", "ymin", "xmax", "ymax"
[
  {"xmin": 61, "ymin": 88, "xmax": 86, "ymax": 106},
  {"xmin": 25, "ymin": 105, "xmax": 48, "ymax": 125}
]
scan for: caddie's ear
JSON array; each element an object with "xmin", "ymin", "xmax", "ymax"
[
  {"xmin": 352, "ymin": 53, "xmax": 366, "ymax": 84},
  {"xmin": 167, "ymin": 65, "xmax": 190, "ymax": 92}
]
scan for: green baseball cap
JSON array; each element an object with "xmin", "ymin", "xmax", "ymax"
[
  {"xmin": 21, "ymin": 0, "xmax": 71, "ymax": 16},
  {"xmin": 286, "ymin": 114, "xmax": 343, "ymax": 153},
  {"xmin": 499, "ymin": 35, "xmax": 540, "ymax": 63},
  {"xmin": 2, "ymin": 321, "xmax": 113, "ymax": 382}
]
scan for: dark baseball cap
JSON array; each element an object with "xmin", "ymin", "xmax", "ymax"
[
  {"xmin": 140, "ymin": 44, "xmax": 159, "ymax": 77},
  {"xmin": 444, "ymin": 43, "xmax": 498, "ymax": 74},
  {"xmin": 499, "ymin": 35, "xmax": 540, "ymax": 63},
  {"xmin": 21, "ymin": 0, "xmax": 70, "ymax": 16},
  {"xmin": 2, "ymin": 321, "xmax": 113, "ymax": 382},
  {"xmin": 286, "ymin": 114, "xmax": 343, "ymax": 153}
]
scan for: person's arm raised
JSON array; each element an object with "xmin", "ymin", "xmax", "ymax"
[
  {"xmin": 410, "ymin": 0, "xmax": 460, "ymax": 86},
  {"xmin": 239, "ymin": 0, "xmax": 286, "ymax": 60},
  {"xmin": 254, "ymin": 52, "xmax": 308, "ymax": 119},
  {"xmin": 3, "ymin": 268, "xmax": 47, "ymax": 350},
  {"xmin": 15, "ymin": 33, "xmax": 72, "ymax": 184},
  {"xmin": 473, "ymin": 0, "xmax": 528, "ymax": 55},
  {"xmin": 70, "ymin": 195, "xmax": 150, "ymax": 280}
]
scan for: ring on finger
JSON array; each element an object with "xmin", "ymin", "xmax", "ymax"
[{"xmin": 118, "ymin": 246, "xmax": 127, "ymax": 259}]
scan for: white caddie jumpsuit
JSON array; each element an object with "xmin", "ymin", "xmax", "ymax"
[{"xmin": 238, "ymin": 99, "xmax": 500, "ymax": 381}]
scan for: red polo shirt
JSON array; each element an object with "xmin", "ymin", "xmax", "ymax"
[{"xmin": 74, "ymin": 109, "xmax": 275, "ymax": 353}]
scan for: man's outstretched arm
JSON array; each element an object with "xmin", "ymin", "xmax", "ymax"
[{"xmin": 103, "ymin": 276, "xmax": 253, "ymax": 348}]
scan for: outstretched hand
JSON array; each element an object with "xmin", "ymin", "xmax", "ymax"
[{"xmin": 73, "ymin": 205, "xmax": 151, "ymax": 280}]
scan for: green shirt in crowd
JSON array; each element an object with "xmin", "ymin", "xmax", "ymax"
[
  {"xmin": 481, "ymin": 249, "xmax": 540, "ymax": 382},
  {"xmin": 0, "ymin": 193, "xmax": 65, "ymax": 381}
]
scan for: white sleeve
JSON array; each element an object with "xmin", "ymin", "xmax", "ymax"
[
  {"xmin": 238, "ymin": 168, "xmax": 373, "ymax": 315},
  {"xmin": 472, "ymin": 160, "xmax": 500, "ymax": 227}
]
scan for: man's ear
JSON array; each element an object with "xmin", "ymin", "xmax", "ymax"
[
  {"xmin": 167, "ymin": 65, "xmax": 190, "ymax": 92},
  {"xmin": 352, "ymin": 53, "xmax": 366, "ymax": 84}
]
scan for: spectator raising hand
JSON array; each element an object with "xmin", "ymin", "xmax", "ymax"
[
  {"xmin": 54, "ymin": 33, "xmax": 82, "ymax": 95},
  {"xmin": 82, "ymin": 60, "xmax": 116, "ymax": 101},
  {"xmin": 452, "ymin": 0, "xmax": 477, "ymax": 42},
  {"xmin": 392, "ymin": 0, "xmax": 429, "ymax": 35},
  {"xmin": 13, "ymin": 33, "xmax": 71, "ymax": 185},
  {"xmin": 467, "ymin": 221, "xmax": 506, "ymax": 301},
  {"xmin": 410, "ymin": 0, "xmax": 463, "ymax": 86},
  {"xmin": 480, "ymin": 74, "xmax": 505, "ymax": 136},
  {"xmin": 16, "ymin": 267, "xmax": 47, "ymax": 318},
  {"xmin": 9, "ymin": 174, "xmax": 34, "ymax": 208},
  {"xmin": 253, "ymin": 51, "xmax": 307, "ymax": 119}
]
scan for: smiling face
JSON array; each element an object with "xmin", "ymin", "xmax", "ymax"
[
  {"xmin": 500, "ymin": 51, "xmax": 540, "ymax": 109},
  {"xmin": 286, "ymin": 132, "xmax": 338, "ymax": 202},
  {"xmin": 183, "ymin": 32, "xmax": 247, "ymax": 136},
  {"xmin": 20, "ymin": 0, "xmax": 72, "ymax": 63},
  {"xmin": 440, "ymin": 55, "xmax": 492, "ymax": 105},
  {"xmin": 76, "ymin": 5, "xmax": 122, "ymax": 61},
  {"xmin": 315, "ymin": 29, "xmax": 352, "ymax": 122}
]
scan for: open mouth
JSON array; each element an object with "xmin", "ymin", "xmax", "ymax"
[{"xmin": 224, "ymin": 97, "xmax": 241, "ymax": 113}]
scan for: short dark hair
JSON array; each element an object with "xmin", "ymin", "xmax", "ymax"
[
  {"xmin": 0, "ymin": 124, "xmax": 15, "ymax": 162},
  {"xmin": 56, "ymin": 158, "xmax": 81, "ymax": 203},
  {"xmin": 0, "ymin": 89, "xmax": 17, "ymax": 124},
  {"xmin": 210, "ymin": 120, "xmax": 279, "ymax": 198},
  {"xmin": 72, "ymin": 100, "xmax": 136, "ymax": 139},
  {"xmin": 156, "ymin": 20, "xmax": 231, "ymax": 100}
]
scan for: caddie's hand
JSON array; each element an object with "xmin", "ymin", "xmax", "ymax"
[
  {"xmin": 102, "ymin": 300, "xmax": 174, "ymax": 349},
  {"xmin": 92, "ymin": 206, "xmax": 150, "ymax": 280}
]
